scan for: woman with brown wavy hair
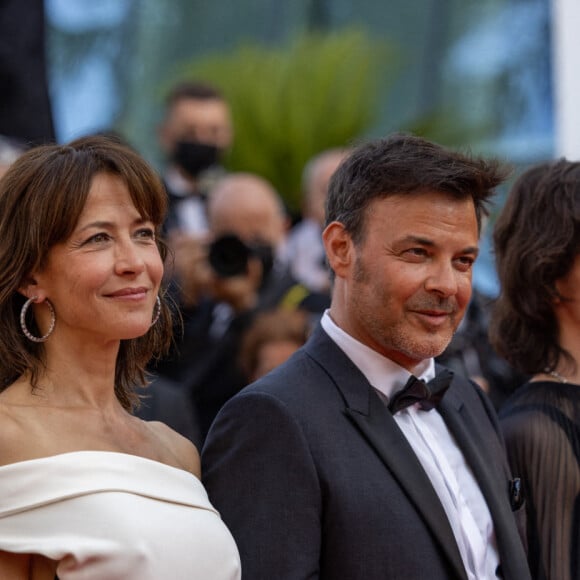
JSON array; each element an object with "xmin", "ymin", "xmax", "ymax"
[
  {"xmin": 490, "ymin": 159, "xmax": 580, "ymax": 580},
  {"xmin": 0, "ymin": 136, "xmax": 240, "ymax": 579}
]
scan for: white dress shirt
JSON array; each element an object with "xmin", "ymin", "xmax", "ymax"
[
  {"xmin": 165, "ymin": 168, "xmax": 209, "ymax": 236},
  {"xmin": 286, "ymin": 218, "xmax": 329, "ymax": 292},
  {"xmin": 321, "ymin": 311, "xmax": 500, "ymax": 580}
]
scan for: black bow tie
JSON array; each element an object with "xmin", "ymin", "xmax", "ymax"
[{"xmin": 388, "ymin": 369, "xmax": 454, "ymax": 414}]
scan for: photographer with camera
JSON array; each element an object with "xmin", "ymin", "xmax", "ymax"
[{"xmin": 153, "ymin": 172, "xmax": 328, "ymax": 445}]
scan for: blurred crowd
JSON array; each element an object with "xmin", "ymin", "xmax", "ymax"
[
  {"xmin": 0, "ymin": 80, "xmax": 530, "ymax": 446},
  {"xmin": 123, "ymin": 80, "xmax": 525, "ymax": 446}
]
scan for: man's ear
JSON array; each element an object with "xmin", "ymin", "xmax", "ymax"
[{"xmin": 322, "ymin": 221, "xmax": 354, "ymax": 279}]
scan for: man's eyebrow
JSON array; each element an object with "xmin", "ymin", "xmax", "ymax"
[
  {"xmin": 398, "ymin": 235, "xmax": 435, "ymax": 247},
  {"xmin": 395, "ymin": 235, "xmax": 479, "ymax": 256},
  {"xmin": 461, "ymin": 246, "xmax": 479, "ymax": 257}
]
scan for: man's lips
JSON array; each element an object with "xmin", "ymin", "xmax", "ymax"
[
  {"xmin": 411, "ymin": 308, "xmax": 456, "ymax": 326},
  {"xmin": 414, "ymin": 309, "xmax": 453, "ymax": 317}
]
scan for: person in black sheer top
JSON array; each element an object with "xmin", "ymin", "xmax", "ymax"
[{"xmin": 490, "ymin": 159, "xmax": 580, "ymax": 580}]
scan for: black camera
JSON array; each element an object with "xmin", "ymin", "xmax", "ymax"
[{"xmin": 208, "ymin": 234, "xmax": 274, "ymax": 279}]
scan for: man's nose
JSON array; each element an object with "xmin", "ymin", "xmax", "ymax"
[{"xmin": 424, "ymin": 262, "xmax": 459, "ymax": 297}]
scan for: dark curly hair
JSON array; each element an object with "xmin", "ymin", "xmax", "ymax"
[{"xmin": 489, "ymin": 159, "xmax": 580, "ymax": 375}]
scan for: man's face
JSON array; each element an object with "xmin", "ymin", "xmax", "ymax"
[
  {"xmin": 159, "ymin": 97, "xmax": 233, "ymax": 153},
  {"xmin": 328, "ymin": 190, "xmax": 479, "ymax": 370}
]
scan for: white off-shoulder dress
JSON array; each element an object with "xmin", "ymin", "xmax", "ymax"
[{"xmin": 0, "ymin": 451, "xmax": 241, "ymax": 579}]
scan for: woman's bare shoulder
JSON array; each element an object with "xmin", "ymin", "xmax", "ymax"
[
  {"xmin": 0, "ymin": 399, "xmax": 45, "ymax": 466},
  {"xmin": 145, "ymin": 420, "xmax": 201, "ymax": 478}
]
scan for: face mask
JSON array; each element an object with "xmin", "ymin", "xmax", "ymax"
[{"xmin": 172, "ymin": 140, "xmax": 220, "ymax": 178}]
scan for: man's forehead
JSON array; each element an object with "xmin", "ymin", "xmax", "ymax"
[{"xmin": 363, "ymin": 193, "xmax": 478, "ymax": 238}]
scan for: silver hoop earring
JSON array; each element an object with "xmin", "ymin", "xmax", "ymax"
[
  {"xmin": 20, "ymin": 297, "xmax": 56, "ymax": 342},
  {"xmin": 150, "ymin": 296, "xmax": 161, "ymax": 327}
]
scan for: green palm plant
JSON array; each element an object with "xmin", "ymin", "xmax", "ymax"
[{"xmin": 169, "ymin": 28, "xmax": 395, "ymax": 213}]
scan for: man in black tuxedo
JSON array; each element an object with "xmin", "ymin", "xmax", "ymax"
[
  {"xmin": 157, "ymin": 80, "xmax": 233, "ymax": 238},
  {"xmin": 202, "ymin": 134, "xmax": 530, "ymax": 579}
]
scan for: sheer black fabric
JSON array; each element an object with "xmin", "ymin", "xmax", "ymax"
[{"xmin": 499, "ymin": 381, "xmax": 580, "ymax": 580}]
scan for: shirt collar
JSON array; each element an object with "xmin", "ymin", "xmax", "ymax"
[
  {"xmin": 164, "ymin": 166, "xmax": 196, "ymax": 197},
  {"xmin": 320, "ymin": 310, "xmax": 435, "ymax": 401}
]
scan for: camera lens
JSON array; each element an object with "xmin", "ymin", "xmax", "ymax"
[{"xmin": 208, "ymin": 234, "xmax": 250, "ymax": 277}]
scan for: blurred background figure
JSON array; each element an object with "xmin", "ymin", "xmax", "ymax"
[
  {"xmin": 136, "ymin": 375, "xmax": 199, "ymax": 444},
  {"xmin": 436, "ymin": 285, "xmax": 527, "ymax": 410},
  {"xmin": 0, "ymin": 135, "xmax": 26, "ymax": 180},
  {"xmin": 286, "ymin": 147, "xmax": 348, "ymax": 294},
  {"xmin": 490, "ymin": 159, "xmax": 580, "ymax": 580},
  {"xmin": 0, "ymin": 0, "xmax": 54, "ymax": 146},
  {"xmin": 156, "ymin": 81, "xmax": 235, "ymax": 326},
  {"xmin": 152, "ymin": 171, "xmax": 328, "ymax": 445},
  {"xmin": 238, "ymin": 307, "xmax": 311, "ymax": 382},
  {"xmin": 157, "ymin": 80, "xmax": 234, "ymax": 237}
]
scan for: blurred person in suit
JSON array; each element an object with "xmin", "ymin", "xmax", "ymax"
[
  {"xmin": 157, "ymin": 80, "xmax": 233, "ymax": 238},
  {"xmin": 202, "ymin": 133, "xmax": 530, "ymax": 580},
  {"xmin": 286, "ymin": 148, "xmax": 348, "ymax": 294},
  {"xmin": 157, "ymin": 81, "xmax": 234, "ymax": 320}
]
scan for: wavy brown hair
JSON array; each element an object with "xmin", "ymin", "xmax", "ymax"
[
  {"xmin": 489, "ymin": 159, "xmax": 580, "ymax": 375},
  {"xmin": 0, "ymin": 135, "xmax": 173, "ymax": 410}
]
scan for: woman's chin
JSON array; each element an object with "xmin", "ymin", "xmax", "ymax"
[{"xmin": 115, "ymin": 321, "xmax": 155, "ymax": 340}]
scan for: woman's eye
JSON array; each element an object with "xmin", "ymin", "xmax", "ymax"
[
  {"xmin": 135, "ymin": 228, "xmax": 156, "ymax": 240},
  {"xmin": 85, "ymin": 232, "xmax": 110, "ymax": 244}
]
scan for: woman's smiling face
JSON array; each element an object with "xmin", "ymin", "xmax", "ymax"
[{"xmin": 29, "ymin": 172, "xmax": 163, "ymax": 343}]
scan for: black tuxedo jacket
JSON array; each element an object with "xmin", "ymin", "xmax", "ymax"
[{"xmin": 202, "ymin": 324, "xmax": 530, "ymax": 580}]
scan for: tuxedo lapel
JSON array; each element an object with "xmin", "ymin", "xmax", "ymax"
[
  {"xmin": 305, "ymin": 327, "xmax": 468, "ymax": 580},
  {"xmin": 438, "ymin": 387, "xmax": 529, "ymax": 580},
  {"xmin": 346, "ymin": 394, "xmax": 468, "ymax": 580}
]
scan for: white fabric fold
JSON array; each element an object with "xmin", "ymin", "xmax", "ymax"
[{"xmin": 0, "ymin": 451, "xmax": 241, "ymax": 580}]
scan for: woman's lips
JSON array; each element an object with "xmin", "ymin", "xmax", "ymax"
[{"xmin": 106, "ymin": 287, "xmax": 149, "ymax": 299}]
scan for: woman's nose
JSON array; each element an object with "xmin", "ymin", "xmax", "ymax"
[{"xmin": 114, "ymin": 241, "xmax": 146, "ymax": 275}]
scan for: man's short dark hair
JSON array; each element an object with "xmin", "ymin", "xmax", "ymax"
[{"xmin": 326, "ymin": 133, "xmax": 509, "ymax": 244}]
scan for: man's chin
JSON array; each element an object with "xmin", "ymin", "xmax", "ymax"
[{"xmin": 401, "ymin": 337, "xmax": 454, "ymax": 363}]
